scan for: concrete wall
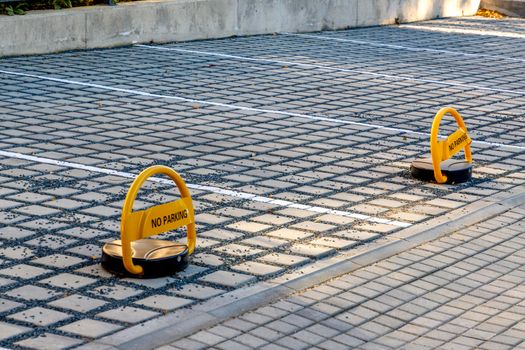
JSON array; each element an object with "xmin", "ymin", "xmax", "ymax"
[
  {"xmin": 480, "ymin": 0, "xmax": 525, "ymax": 17},
  {"xmin": 1, "ymin": 0, "xmax": 481, "ymax": 57}
]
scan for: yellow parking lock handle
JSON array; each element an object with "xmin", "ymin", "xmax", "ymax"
[
  {"xmin": 120, "ymin": 165, "xmax": 196, "ymax": 275},
  {"xmin": 430, "ymin": 107, "xmax": 472, "ymax": 184}
]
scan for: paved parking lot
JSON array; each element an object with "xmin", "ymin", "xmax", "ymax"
[{"xmin": 0, "ymin": 15, "xmax": 524, "ymax": 349}]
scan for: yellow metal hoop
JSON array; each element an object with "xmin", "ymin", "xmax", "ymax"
[
  {"xmin": 120, "ymin": 165, "xmax": 196, "ymax": 275},
  {"xmin": 430, "ymin": 107, "xmax": 472, "ymax": 184}
]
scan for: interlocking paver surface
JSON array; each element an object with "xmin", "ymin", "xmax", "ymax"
[
  {"xmin": 169, "ymin": 205, "xmax": 525, "ymax": 350},
  {"xmin": 0, "ymin": 15, "xmax": 524, "ymax": 348}
]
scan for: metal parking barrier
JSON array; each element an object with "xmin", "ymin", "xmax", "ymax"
[
  {"xmin": 411, "ymin": 107, "xmax": 473, "ymax": 184},
  {"xmin": 101, "ymin": 165, "xmax": 196, "ymax": 278}
]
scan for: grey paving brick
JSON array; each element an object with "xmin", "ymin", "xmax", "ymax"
[
  {"xmin": 136, "ymin": 295, "xmax": 193, "ymax": 310},
  {"xmin": 39, "ymin": 273, "xmax": 97, "ymax": 289},
  {"xmin": 257, "ymin": 253, "xmax": 310, "ymax": 268},
  {"xmin": 58, "ymin": 319, "xmax": 123, "ymax": 338},
  {"xmin": 8, "ymin": 306, "xmax": 71, "ymax": 326},
  {"xmin": 232, "ymin": 261, "xmax": 284, "ymax": 277},
  {"xmin": 14, "ymin": 205, "xmax": 60, "ymax": 216},
  {"xmin": 170, "ymin": 283, "xmax": 224, "ymax": 300},
  {"xmin": 14, "ymin": 333, "xmax": 84, "ymax": 350},
  {"xmin": 90, "ymin": 284, "xmax": 143, "ymax": 300},
  {"xmin": 32, "ymin": 254, "xmax": 86, "ymax": 268},
  {"xmin": 198, "ymin": 270, "xmax": 256, "ymax": 288},
  {"xmin": 250, "ymin": 326, "xmax": 284, "ymax": 342},
  {"xmin": 6, "ymin": 285, "xmax": 60, "ymax": 301},
  {"xmin": 0, "ymin": 322, "xmax": 31, "ymax": 341},
  {"xmin": 48, "ymin": 294, "xmax": 108, "ymax": 312},
  {"xmin": 288, "ymin": 244, "xmax": 335, "ymax": 258},
  {"xmin": 189, "ymin": 330, "xmax": 226, "ymax": 346},
  {"xmin": 97, "ymin": 306, "xmax": 160, "ymax": 324}
]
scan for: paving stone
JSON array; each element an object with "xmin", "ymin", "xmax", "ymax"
[
  {"xmin": 0, "ymin": 199, "xmax": 23, "ymax": 210},
  {"xmin": 257, "ymin": 253, "xmax": 310, "ymax": 268},
  {"xmin": 44, "ymin": 198, "xmax": 87, "ymax": 209},
  {"xmin": 97, "ymin": 306, "xmax": 160, "ymax": 324},
  {"xmin": 276, "ymin": 335, "xmax": 311, "ymax": 349},
  {"xmin": 309, "ymin": 237, "xmax": 358, "ymax": 249},
  {"xmin": 90, "ymin": 284, "xmax": 143, "ymax": 300},
  {"xmin": 241, "ymin": 236, "xmax": 288, "ymax": 249},
  {"xmin": 199, "ymin": 271, "xmax": 256, "ymax": 288},
  {"xmin": 8, "ymin": 306, "xmax": 71, "ymax": 326},
  {"xmin": 177, "ymin": 264, "xmax": 209, "ymax": 279},
  {"xmin": 48, "ymin": 294, "xmax": 108, "ymax": 312},
  {"xmin": 0, "ymin": 246, "xmax": 35, "ymax": 260},
  {"xmin": 233, "ymin": 333, "xmax": 268, "ymax": 348},
  {"xmin": 136, "ymin": 295, "xmax": 194, "ymax": 310},
  {"xmin": 189, "ymin": 330, "xmax": 226, "ymax": 346},
  {"xmin": 81, "ymin": 205, "xmax": 121, "ymax": 217},
  {"xmin": 122, "ymin": 276, "xmax": 178, "ymax": 289},
  {"xmin": 32, "ymin": 254, "xmax": 86, "ymax": 268},
  {"xmin": 291, "ymin": 329, "xmax": 326, "ymax": 345},
  {"xmin": 6, "ymin": 285, "xmax": 60, "ymax": 301},
  {"xmin": 170, "ymin": 283, "xmax": 225, "ymax": 300},
  {"xmin": 74, "ymin": 264, "xmax": 114, "ymax": 278},
  {"xmin": 0, "ymin": 298, "xmax": 24, "ymax": 313},
  {"xmin": 39, "ymin": 273, "xmax": 97, "ymax": 289},
  {"xmin": 290, "ymin": 221, "xmax": 335, "ymax": 233},
  {"xmin": 58, "ymin": 319, "xmax": 123, "ymax": 338},
  {"xmin": 14, "ymin": 333, "xmax": 84, "ymax": 350},
  {"xmin": 215, "ymin": 340, "xmax": 252, "ymax": 350},
  {"xmin": 0, "ymin": 322, "xmax": 31, "ymax": 341},
  {"xmin": 14, "ymin": 205, "xmax": 61, "ymax": 216},
  {"xmin": 213, "ymin": 244, "xmax": 264, "ymax": 257},
  {"xmin": 232, "ymin": 261, "xmax": 284, "ymax": 277},
  {"xmin": 0, "ymin": 226, "xmax": 35, "ymax": 240},
  {"xmin": 266, "ymin": 228, "xmax": 313, "ymax": 240},
  {"xmin": 249, "ymin": 326, "xmax": 284, "ymax": 342},
  {"xmin": 227, "ymin": 221, "xmax": 272, "ymax": 233},
  {"xmin": 193, "ymin": 253, "xmax": 225, "ymax": 267},
  {"xmin": 288, "ymin": 244, "xmax": 335, "ymax": 258},
  {"xmin": 25, "ymin": 235, "xmax": 78, "ymax": 249},
  {"xmin": 60, "ymin": 227, "xmax": 109, "ymax": 239},
  {"xmin": 66, "ymin": 244, "xmax": 100, "ymax": 257},
  {"xmin": 205, "ymin": 325, "xmax": 243, "ymax": 340}
]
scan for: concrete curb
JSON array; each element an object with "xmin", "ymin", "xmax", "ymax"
[
  {"xmin": 1, "ymin": 0, "xmax": 481, "ymax": 57},
  {"xmin": 81, "ymin": 184, "xmax": 525, "ymax": 350}
]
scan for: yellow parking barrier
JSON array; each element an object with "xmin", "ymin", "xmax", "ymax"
[
  {"xmin": 101, "ymin": 165, "xmax": 196, "ymax": 278},
  {"xmin": 410, "ymin": 107, "xmax": 473, "ymax": 184}
]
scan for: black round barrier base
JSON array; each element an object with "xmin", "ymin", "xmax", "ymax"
[
  {"xmin": 101, "ymin": 239, "xmax": 189, "ymax": 278},
  {"xmin": 410, "ymin": 158, "xmax": 472, "ymax": 184}
]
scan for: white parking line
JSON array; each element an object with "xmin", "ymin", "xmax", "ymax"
[
  {"xmin": 400, "ymin": 24, "xmax": 525, "ymax": 39},
  {"xmin": 0, "ymin": 150, "xmax": 411, "ymax": 228},
  {"xmin": 137, "ymin": 44, "xmax": 525, "ymax": 96},
  {"xmin": 1, "ymin": 69, "xmax": 524, "ymax": 151},
  {"xmin": 281, "ymin": 32, "xmax": 525, "ymax": 63}
]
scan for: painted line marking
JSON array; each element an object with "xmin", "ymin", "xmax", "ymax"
[
  {"xmin": 281, "ymin": 32, "xmax": 525, "ymax": 63},
  {"xmin": 136, "ymin": 44, "xmax": 525, "ymax": 96},
  {"xmin": 400, "ymin": 24, "xmax": 525, "ymax": 39},
  {"xmin": 1, "ymin": 68, "xmax": 524, "ymax": 151},
  {"xmin": 0, "ymin": 149, "xmax": 411, "ymax": 228}
]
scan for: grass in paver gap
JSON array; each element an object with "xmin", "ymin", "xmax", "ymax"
[{"xmin": 0, "ymin": 16, "xmax": 525, "ymax": 348}]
